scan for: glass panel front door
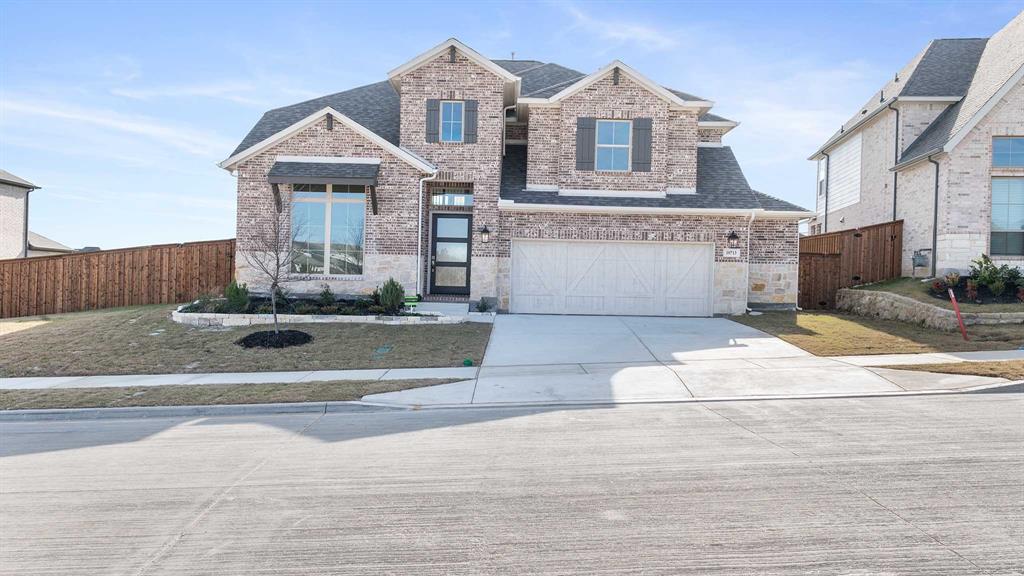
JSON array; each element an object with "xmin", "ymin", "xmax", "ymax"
[{"xmin": 430, "ymin": 214, "xmax": 471, "ymax": 295}]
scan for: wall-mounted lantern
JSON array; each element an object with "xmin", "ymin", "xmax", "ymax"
[
  {"xmin": 727, "ymin": 230, "xmax": 740, "ymax": 249},
  {"xmin": 480, "ymin": 225, "xmax": 491, "ymax": 243}
]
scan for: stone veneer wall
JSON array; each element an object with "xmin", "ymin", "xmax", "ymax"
[
  {"xmin": 748, "ymin": 218, "xmax": 799, "ymax": 305},
  {"xmin": 235, "ymin": 116, "xmax": 425, "ymax": 296},
  {"xmin": 397, "ymin": 49, "xmax": 506, "ymax": 299},
  {"xmin": 837, "ymin": 288, "xmax": 1024, "ymax": 331}
]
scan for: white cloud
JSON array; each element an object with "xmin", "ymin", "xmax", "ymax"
[
  {"xmin": 1, "ymin": 98, "xmax": 233, "ymax": 157},
  {"xmin": 111, "ymin": 80, "xmax": 269, "ymax": 106},
  {"xmin": 563, "ymin": 4, "xmax": 679, "ymax": 52}
]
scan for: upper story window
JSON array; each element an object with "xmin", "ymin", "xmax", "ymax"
[
  {"xmin": 291, "ymin": 184, "xmax": 366, "ymax": 275},
  {"xmin": 993, "ymin": 137, "xmax": 1024, "ymax": 168},
  {"xmin": 991, "ymin": 177, "xmax": 1024, "ymax": 256},
  {"xmin": 440, "ymin": 101, "xmax": 464, "ymax": 142},
  {"xmin": 595, "ymin": 120, "xmax": 631, "ymax": 171}
]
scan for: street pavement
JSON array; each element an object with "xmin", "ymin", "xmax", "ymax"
[{"xmin": 2, "ymin": 393, "xmax": 1022, "ymax": 575}]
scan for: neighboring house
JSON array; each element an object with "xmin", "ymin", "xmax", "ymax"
[
  {"xmin": 0, "ymin": 170, "xmax": 79, "ymax": 259},
  {"xmin": 808, "ymin": 12, "xmax": 1024, "ymax": 276},
  {"xmin": 221, "ymin": 39, "xmax": 810, "ymax": 316}
]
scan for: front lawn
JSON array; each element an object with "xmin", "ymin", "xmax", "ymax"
[
  {"xmin": 0, "ymin": 378, "xmax": 456, "ymax": 410},
  {"xmin": 732, "ymin": 311, "xmax": 1024, "ymax": 356},
  {"xmin": 881, "ymin": 360, "xmax": 1024, "ymax": 381},
  {"xmin": 0, "ymin": 305, "xmax": 491, "ymax": 377},
  {"xmin": 858, "ymin": 277, "xmax": 1023, "ymax": 313}
]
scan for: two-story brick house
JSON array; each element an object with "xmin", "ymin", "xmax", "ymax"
[
  {"xmin": 220, "ymin": 39, "xmax": 809, "ymax": 316},
  {"xmin": 808, "ymin": 12, "xmax": 1023, "ymax": 277}
]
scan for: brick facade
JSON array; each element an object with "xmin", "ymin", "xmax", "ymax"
[
  {"xmin": 0, "ymin": 183, "xmax": 28, "ymax": 259},
  {"xmin": 230, "ymin": 44, "xmax": 802, "ymax": 313}
]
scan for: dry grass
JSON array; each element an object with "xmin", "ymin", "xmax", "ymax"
[
  {"xmin": 0, "ymin": 379, "xmax": 457, "ymax": 410},
  {"xmin": 858, "ymin": 277, "xmax": 1024, "ymax": 313},
  {"xmin": 0, "ymin": 305, "xmax": 491, "ymax": 377},
  {"xmin": 881, "ymin": 360, "xmax": 1024, "ymax": 381},
  {"xmin": 732, "ymin": 311, "xmax": 1024, "ymax": 356}
]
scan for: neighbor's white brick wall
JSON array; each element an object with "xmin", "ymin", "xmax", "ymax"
[{"xmin": 0, "ymin": 183, "xmax": 28, "ymax": 260}]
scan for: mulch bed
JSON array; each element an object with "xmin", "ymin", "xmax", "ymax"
[{"xmin": 236, "ymin": 330, "xmax": 314, "ymax": 349}]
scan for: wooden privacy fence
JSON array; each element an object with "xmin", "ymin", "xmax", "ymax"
[
  {"xmin": 798, "ymin": 221, "xmax": 903, "ymax": 310},
  {"xmin": 0, "ymin": 239, "xmax": 235, "ymax": 319}
]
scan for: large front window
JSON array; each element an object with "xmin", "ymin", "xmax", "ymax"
[
  {"xmin": 993, "ymin": 137, "xmax": 1024, "ymax": 167},
  {"xmin": 991, "ymin": 178, "xmax": 1024, "ymax": 256},
  {"xmin": 440, "ymin": 101, "xmax": 464, "ymax": 142},
  {"xmin": 291, "ymin": 184, "xmax": 365, "ymax": 275},
  {"xmin": 595, "ymin": 119, "xmax": 631, "ymax": 171}
]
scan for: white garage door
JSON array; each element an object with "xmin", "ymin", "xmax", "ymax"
[{"xmin": 510, "ymin": 240, "xmax": 713, "ymax": 317}]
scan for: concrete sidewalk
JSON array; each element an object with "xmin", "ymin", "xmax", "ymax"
[
  {"xmin": 830, "ymin": 349, "xmax": 1024, "ymax": 366},
  {"xmin": 0, "ymin": 366, "xmax": 480, "ymax": 390}
]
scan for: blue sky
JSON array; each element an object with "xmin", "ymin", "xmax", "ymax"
[{"xmin": 2, "ymin": 1, "xmax": 1021, "ymax": 249}]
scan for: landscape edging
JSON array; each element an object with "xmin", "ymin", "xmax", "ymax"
[{"xmin": 170, "ymin": 307, "xmax": 494, "ymax": 327}]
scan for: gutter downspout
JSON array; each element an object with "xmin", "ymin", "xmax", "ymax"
[
  {"xmin": 928, "ymin": 155, "xmax": 940, "ymax": 278},
  {"xmin": 887, "ymin": 102, "xmax": 899, "ymax": 221},
  {"xmin": 821, "ymin": 152, "xmax": 830, "ymax": 233},
  {"xmin": 22, "ymin": 189, "xmax": 31, "ymax": 258},
  {"xmin": 744, "ymin": 210, "xmax": 755, "ymax": 312},
  {"xmin": 502, "ymin": 104, "xmax": 515, "ymax": 157},
  {"xmin": 416, "ymin": 172, "xmax": 439, "ymax": 296}
]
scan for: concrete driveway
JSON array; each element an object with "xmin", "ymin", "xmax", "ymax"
[
  {"xmin": 365, "ymin": 315, "xmax": 1006, "ymax": 407},
  {"xmin": 482, "ymin": 314, "xmax": 809, "ymax": 366}
]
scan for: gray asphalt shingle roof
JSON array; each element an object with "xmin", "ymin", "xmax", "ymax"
[
  {"xmin": 898, "ymin": 38, "xmax": 988, "ymax": 97},
  {"xmin": 267, "ymin": 161, "xmax": 380, "ymax": 185},
  {"xmin": 499, "ymin": 144, "xmax": 807, "ymax": 212},
  {"xmin": 0, "ymin": 169, "xmax": 38, "ymax": 189},
  {"xmin": 231, "ymin": 57, "xmax": 718, "ymax": 158}
]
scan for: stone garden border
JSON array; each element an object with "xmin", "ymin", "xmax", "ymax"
[
  {"xmin": 836, "ymin": 288, "xmax": 1024, "ymax": 331},
  {"xmin": 171, "ymin": 305, "xmax": 495, "ymax": 327}
]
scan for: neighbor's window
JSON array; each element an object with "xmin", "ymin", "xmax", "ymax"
[
  {"xmin": 596, "ymin": 120, "xmax": 631, "ymax": 171},
  {"xmin": 991, "ymin": 177, "xmax": 1024, "ymax": 255},
  {"xmin": 291, "ymin": 183, "xmax": 365, "ymax": 275},
  {"xmin": 993, "ymin": 137, "xmax": 1024, "ymax": 168},
  {"xmin": 431, "ymin": 186, "xmax": 474, "ymax": 207},
  {"xmin": 440, "ymin": 101, "xmax": 464, "ymax": 142}
]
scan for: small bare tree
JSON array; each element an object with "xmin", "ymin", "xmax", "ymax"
[{"xmin": 241, "ymin": 186, "xmax": 301, "ymax": 334}]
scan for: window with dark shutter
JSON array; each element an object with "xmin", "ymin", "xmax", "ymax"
[
  {"xmin": 632, "ymin": 118, "xmax": 652, "ymax": 172},
  {"xmin": 575, "ymin": 117, "xmax": 596, "ymax": 171},
  {"xmin": 463, "ymin": 100, "xmax": 478, "ymax": 143},
  {"xmin": 425, "ymin": 99, "xmax": 440, "ymax": 143}
]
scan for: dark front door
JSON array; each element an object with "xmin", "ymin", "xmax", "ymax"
[{"xmin": 430, "ymin": 213, "xmax": 472, "ymax": 295}]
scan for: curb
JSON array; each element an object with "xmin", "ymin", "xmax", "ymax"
[
  {"xmin": 3, "ymin": 380, "xmax": 1019, "ymax": 421},
  {"xmin": 0, "ymin": 401, "xmax": 397, "ymax": 422}
]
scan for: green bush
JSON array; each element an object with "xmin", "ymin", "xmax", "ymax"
[
  {"xmin": 318, "ymin": 284, "xmax": 335, "ymax": 307},
  {"xmin": 970, "ymin": 254, "xmax": 1019, "ymax": 296},
  {"xmin": 988, "ymin": 279, "xmax": 1006, "ymax": 297},
  {"xmin": 378, "ymin": 278, "xmax": 405, "ymax": 315},
  {"xmin": 292, "ymin": 301, "xmax": 321, "ymax": 315},
  {"xmin": 367, "ymin": 305, "xmax": 386, "ymax": 315},
  {"xmin": 223, "ymin": 280, "xmax": 250, "ymax": 313},
  {"xmin": 475, "ymin": 299, "xmax": 491, "ymax": 312}
]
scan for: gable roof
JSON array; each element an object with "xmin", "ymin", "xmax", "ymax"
[
  {"xmin": 0, "ymin": 169, "xmax": 38, "ymax": 189},
  {"xmin": 897, "ymin": 13, "xmax": 1024, "ymax": 168},
  {"xmin": 219, "ymin": 107, "xmax": 435, "ymax": 173},
  {"xmin": 387, "ymin": 38, "xmax": 519, "ymax": 91},
  {"xmin": 519, "ymin": 60, "xmax": 712, "ymax": 109},
  {"xmin": 28, "ymin": 231, "xmax": 74, "ymax": 253},
  {"xmin": 810, "ymin": 36, "xmax": 992, "ymax": 160},
  {"xmin": 227, "ymin": 47, "xmax": 726, "ymax": 165},
  {"xmin": 498, "ymin": 144, "xmax": 808, "ymax": 215}
]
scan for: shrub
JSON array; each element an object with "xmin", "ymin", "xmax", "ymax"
[
  {"xmin": 1018, "ymin": 286, "xmax": 1024, "ymax": 303},
  {"xmin": 318, "ymin": 284, "xmax": 335, "ymax": 307},
  {"xmin": 320, "ymin": 304, "xmax": 340, "ymax": 315},
  {"xmin": 929, "ymin": 279, "xmax": 946, "ymax": 296},
  {"xmin": 475, "ymin": 299, "xmax": 492, "ymax": 312},
  {"xmin": 965, "ymin": 279, "xmax": 979, "ymax": 301},
  {"xmin": 943, "ymin": 271, "xmax": 960, "ymax": 288},
  {"xmin": 988, "ymin": 279, "xmax": 1006, "ymax": 297},
  {"xmin": 970, "ymin": 254, "xmax": 1019, "ymax": 296},
  {"xmin": 367, "ymin": 305, "xmax": 386, "ymax": 315},
  {"xmin": 224, "ymin": 280, "xmax": 250, "ymax": 313},
  {"xmin": 378, "ymin": 278, "xmax": 405, "ymax": 315},
  {"xmin": 970, "ymin": 255, "xmax": 1000, "ymax": 286},
  {"xmin": 292, "ymin": 301, "xmax": 320, "ymax": 315},
  {"xmin": 254, "ymin": 302, "xmax": 274, "ymax": 314},
  {"xmin": 370, "ymin": 286, "xmax": 381, "ymax": 306}
]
